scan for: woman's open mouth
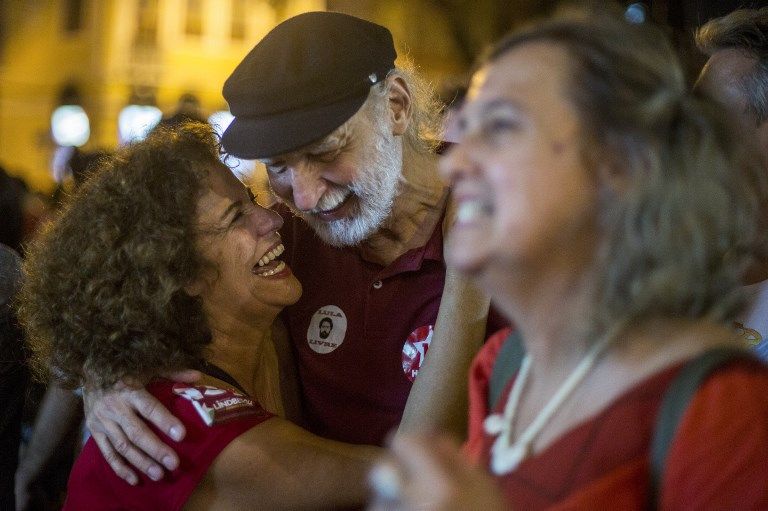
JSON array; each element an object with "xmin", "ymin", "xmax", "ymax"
[{"xmin": 251, "ymin": 243, "xmax": 290, "ymax": 277}]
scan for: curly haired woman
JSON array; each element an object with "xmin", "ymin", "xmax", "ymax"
[{"xmin": 19, "ymin": 122, "xmax": 378, "ymax": 510}]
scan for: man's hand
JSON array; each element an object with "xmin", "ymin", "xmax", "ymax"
[{"xmin": 83, "ymin": 370, "xmax": 199, "ymax": 485}]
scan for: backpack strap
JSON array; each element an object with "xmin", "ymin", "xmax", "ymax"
[
  {"xmin": 487, "ymin": 330, "xmax": 526, "ymax": 410},
  {"xmin": 649, "ymin": 347, "xmax": 759, "ymax": 508}
]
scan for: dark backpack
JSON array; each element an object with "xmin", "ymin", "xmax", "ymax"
[{"xmin": 487, "ymin": 331, "xmax": 759, "ymax": 507}]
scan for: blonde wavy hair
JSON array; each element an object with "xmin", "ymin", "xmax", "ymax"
[{"xmin": 488, "ymin": 6, "xmax": 768, "ymax": 337}]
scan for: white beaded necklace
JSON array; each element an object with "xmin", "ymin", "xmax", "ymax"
[{"xmin": 483, "ymin": 331, "xmax": 617, "ymax": 475}]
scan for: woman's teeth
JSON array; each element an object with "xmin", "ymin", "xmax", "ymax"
[
  {"xmin": 257, "ymin": 244, "xmax": 284, "ymax": 267},
  {"xmin": 259, "ymin": 260, "xmax": 285, "ymax": 277}
]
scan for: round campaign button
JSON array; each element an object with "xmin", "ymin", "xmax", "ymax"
[{"xmin": 307, "ymin": 305, "xmax": 348, "ymax": 354}]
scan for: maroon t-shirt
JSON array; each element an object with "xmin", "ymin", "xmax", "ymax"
[
  {"xmin": 63, "ymin": 380, "xmax": 273, "ymax": 510},
  {"xmin": 277, "ymin": 204, "xmax": 507, "ymax": 445}
]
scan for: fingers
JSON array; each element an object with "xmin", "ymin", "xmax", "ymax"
[
  {"xmin": 429, "ymin": 436, "xmax": 468, "ymax": 470},
  {"xmin": 369, "ymin": 434, "xmax": 480, "ymax": 510},
  {"xmin": 369, "ymin": 460, "xmax": 404, "ymax": 502},
  {"xmin": 129, "ymin": 389, "xmax": 186, "ymax": 443},
  {"xmin": 106, "ymin": 412, "xmax": 174, "ymax": 481},
  {"xmin": 390, "ymin": 434, "xmax": 462, "ymax": 483},
  {"xmin": 367, "ymin": 497, "xmax": 401, "ymax": 511},
  {"xmin": 90, "ymin": 429, "xmax": 139, "ymax": 485},
  {"xmin": 379, "ymin": 434, "xmax": 509, "ymax": 511},
  {"xmin": 369, "ymin": 435, "xmax": 448, "ymax": 510},
  {"xmin": 84, "ymin": 383, "xmax": 183, "ymax": 483}
]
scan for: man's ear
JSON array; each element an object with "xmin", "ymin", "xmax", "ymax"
[{"xmin": 386, "ymin": 75, "xmax": 412, "ymax": 137}]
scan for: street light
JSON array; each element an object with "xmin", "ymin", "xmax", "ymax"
[
  {"xmin": 50, "ymin": 104, "xmax": 90, "ymax": 147},
  {"xmin": 118, "ymin": 104, "xmax": 162, "ymax": 144}
]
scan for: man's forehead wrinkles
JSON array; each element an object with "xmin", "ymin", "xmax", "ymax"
[
  {"xmin": 296, "ymin": 124, "xmax": 353, "ymax": 155},
  {"xmin": 261, "ymin": 146, "xmax": 304, "ymax": 164},
  {"xmin": 260, "ymin": 120, "xmax": 355, "ymax": 164},
  {"xmin": 313, "ymin": 122, "xmax": 353, "ymax": 150}
]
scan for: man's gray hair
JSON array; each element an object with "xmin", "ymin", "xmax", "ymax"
[
  {"xmin": 368, "ymin": 59, "xmax": 443, "ymax": 156},
  {"xmin": 696, "ymin": 8, "xmax": 768, "ymax": 124}
]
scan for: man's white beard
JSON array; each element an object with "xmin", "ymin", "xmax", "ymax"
[{"xmin": 297, "ymin": 124, "xmax": 402, "ymax": 247}]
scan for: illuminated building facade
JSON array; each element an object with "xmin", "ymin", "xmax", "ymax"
[{"xmin": 0, "ymin": 0, "xmax": 324, "ymax": 192}]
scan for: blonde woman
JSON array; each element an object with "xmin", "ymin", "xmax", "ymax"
[{"xmin": 372, "ymin": 7, "xmax": 768, "ymax": 510}]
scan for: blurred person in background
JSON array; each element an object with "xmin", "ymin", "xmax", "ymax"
[
  {"xmin": 66, "ymin": 148, "xmax": 111, "ymax": 190},
  {"xmin": 52, "ymin": 148, "xmax": 111, "ymax": 206},
  {"xmin": 16, "ymin": 146, "xmax": 112, "ymax": 511},
  {"xmin": 14, "ymin": 384, "xmax": 82, "ymax": 511},
  {"xmin": 369, "ymin": 6, "xmax": 768, "ymax": 510},
  {"xmin": 155, "ymin": 92, "xmax": 207, "ymax": 129},
  {"xmin": 0, "ymin": 166, "xmax": 28, "ymax": 254},
  {"xmin": 0, "ymin": 243, "xmax": 26, "ymax": 511},
  {"xmin": 696, "ymin": 7, "xmax": 768, "ymax": 359}
]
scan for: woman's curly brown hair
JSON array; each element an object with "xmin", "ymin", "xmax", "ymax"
[{"xmin": 18, "ymin": 121, "xmax": 224, "ymax": 389}]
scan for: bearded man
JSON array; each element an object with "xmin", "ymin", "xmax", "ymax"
[{"xmin": 83, "ymin": 11, "xmax": 505, "ymax": 484}]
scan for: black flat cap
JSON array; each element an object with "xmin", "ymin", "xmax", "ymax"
[{"xmin": 221, "ymin": 11, "xmax": 397, "ymax": 159}]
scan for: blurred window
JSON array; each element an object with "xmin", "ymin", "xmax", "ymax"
[
  {"xmin": 63, "ymin": 0, "xmax": 84, "ymax": 32},
  {"xmin": 231, "ymin": 0, "xmax": 247, "ymax": 41},
  {"xmin": 135, "ymin": 0, "xmax": 158, "ymax": 47},
  {"xmin": 186, "ymin": 0, "xmax": 204, "ymax": 36}
]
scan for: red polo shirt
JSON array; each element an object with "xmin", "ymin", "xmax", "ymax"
[{"xmin": 277, "ymin": 204, "xmax": 506, "ymax": 445}]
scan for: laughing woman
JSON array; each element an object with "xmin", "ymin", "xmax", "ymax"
[
  {"xmin": 371, "ymin": 7, "xmax": 768, "ymax": 510},
  {"xmin": 19, "ymin": 122, "xmax": 378, "ymax": 510}
]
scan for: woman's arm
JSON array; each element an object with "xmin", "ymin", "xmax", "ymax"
[
  {"xmin": 398, "ymin": 194, "xmax": 492, "ymax": 439},
  {"xmin": 14, "ymin": 384, "xmax": 81, "ymax": 511},
  {"xmin": 186, "ymin": 417, "xmax": 380, "ymax": 510},
  {"xmin": 399, "ymin": 269, "xmax": 490, "ymax": 439}
]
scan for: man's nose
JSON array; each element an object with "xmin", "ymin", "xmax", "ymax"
[{"xmin": 289, "ymin": 163, "xmax": 327, "ymax": 212}]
